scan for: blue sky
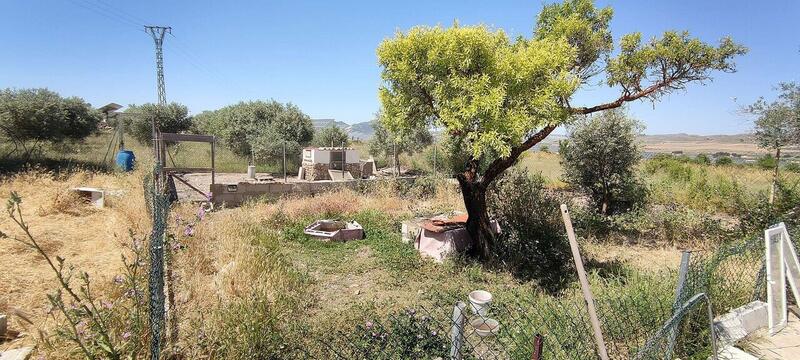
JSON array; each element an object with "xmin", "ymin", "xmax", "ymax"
[{"xmin": 1, "ymin": 0, "xmax": 797, "ymax": 135}]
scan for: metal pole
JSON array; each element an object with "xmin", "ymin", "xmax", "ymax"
[
  {"xmin": 531, "ymin": 334, "xmax": 544, "ymax": 360},
  {"xmin": 283, "ymin": 141, "xmax": 287, "ymax": 183},
  {"xmin": 560, "ymin": 204, "xmax": 610, "ymax": 360},
  {"xmin": 211, "ymin": 137, "xmax": 216, "ymax": 186},
  {"xmin": 665, "ymin": 251, "xmax": 692, "ymax": 359},
  {"xmin": 342, "ymin": 140, "xmax": 346, "ymax": 178},
  {"xmin": 449, "ymin": 301, "xmax": 467, "ymax": 360},
  {"xmin": 393, "ymin": 140, "xmax": 398, "ymax": 177},
  {"xmin": 433, "ymin": 142, "xmax": 437, "ymax": 177}
]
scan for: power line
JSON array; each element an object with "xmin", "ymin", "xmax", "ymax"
[{"xmin": 68, "ymin": 0, "xmax": 143, "ymax": 31}]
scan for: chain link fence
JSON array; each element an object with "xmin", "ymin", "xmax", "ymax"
[{"xmin": 144, "ymin": 166, "xmax": 171, "ymax": 359}]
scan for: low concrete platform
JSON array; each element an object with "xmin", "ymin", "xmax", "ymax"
[{"xmin": 743, "ymin": 313, "xmax": 800, "ymax": 359}]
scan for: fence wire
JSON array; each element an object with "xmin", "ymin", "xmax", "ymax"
[{"xmin": 145, "ymin": 166, "xmax": 171, "ymax": 359}]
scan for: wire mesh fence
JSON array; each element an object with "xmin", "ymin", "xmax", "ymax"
[
  {"xmin": 144, "ymin": 165, "xmax": 171, "ymax": 359},
  {"xmin": 285, "ymin": 233, "xmax": 776, "ymax": 360}
]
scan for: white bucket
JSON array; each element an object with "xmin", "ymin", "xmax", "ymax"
[
  {"xmin": 247, "ymin": 165, "xmax": 256, "ymax": 179},
  {"xmin": 468, "ymin": 290, "xmax": 493, "ymax": 316},
  {"xmin": 470, "ymin": 318, "xmax": 500, "ymax": 338}
]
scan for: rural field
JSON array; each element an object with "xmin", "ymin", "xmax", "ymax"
[
  {"xmin": 2, "ymin": 129, "xmax": 799, "ymax": 359},
  {"xmin": 2, "ymin": 0, "xmax": 800, "ymax": 359}
]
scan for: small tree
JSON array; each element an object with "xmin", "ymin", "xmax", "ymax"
[
  {"xmin": 194, "ymin": 100, "xmax": 314, "ymax": 166},
  {"xmin": 313, "ymin": 125, "xmax": 350, "ymax": 147},
  {"xmin": 746, "ymin": 82, "xmax": 799, "ymax": 202},
  {"xmin": 0, "ymin": 88, "xmax": 100, "ymax": 158},
  {"xmin": 368, "ymin": 112, "xmax": 433, "ymax": 174},
  {"xmin": 561, "ymin": 109, "xmax": 646, "ymax": 215},
  {"xmin": 124, "ymin": 103, "xmax": 193, "ymax": 144},
  {"xmin": 377, "ymin": 0, "xmax": 746, "ymax": 259}
]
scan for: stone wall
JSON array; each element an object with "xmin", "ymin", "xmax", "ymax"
[
  {"xmin": 302, "ymin": 163, "xmax": 330, "ymax": 181},
  {"xmin": 301, "ymin": 162, "xmax": 363, "ymax": 181}
]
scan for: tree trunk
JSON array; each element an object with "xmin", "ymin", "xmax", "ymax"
[
  {"xmin": 457, "ymin": 176, "xmax": 495, "ymax": 260},
  {"xmin": 770, "ymin": 147, "xmax": 781, "ymax": 204}
]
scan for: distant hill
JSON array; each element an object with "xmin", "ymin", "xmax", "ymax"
[
  {"xmin": 309, "ymin": 120, "xmax": 775, "ymax": 155},
  {"xmin": 311, "ymin": 119, "xmax": 376, "ymax": 141}
]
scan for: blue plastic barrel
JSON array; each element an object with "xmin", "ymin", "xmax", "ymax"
[{"xmin": 115, "ymin": 150, "xmax": 136, "ymax": 171}]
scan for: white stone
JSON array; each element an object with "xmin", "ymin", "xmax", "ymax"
[{"xmin": 0, "ymin": 347, "xmax": 33, "ymax": 360}]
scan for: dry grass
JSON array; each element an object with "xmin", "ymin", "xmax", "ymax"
[{"xmin": 0, "ymin": 167, "xmax": 150, "ymax": 352}]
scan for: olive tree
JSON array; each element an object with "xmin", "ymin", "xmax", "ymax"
[
  {"xmin": 313, "ymin": 125, "xmax": 350, "ymax": 147},
  {"xmin": 0, "ymin": 88, "xmax": 100, "ymax": 158},
  {"xmin": 561, "ymin": 109, "xmax": 646, "ymax": 215},
  {"xmin": 746, "ymin": 82, "xmax": 799, "ymax": 202},
  {"xmin": 369, "ymin": 112, "xmax": 433, "ymax": 173},
  {"xmin": 377, "ymin": 0, "xmax": 746, "ymax": 259},
  {"xmin": 124, "ymin": 102, "xmax": 193, "ymax": 144},
  {"xmin": 194, "ymin": 100, "xmax": 314, "ymax": 166}
]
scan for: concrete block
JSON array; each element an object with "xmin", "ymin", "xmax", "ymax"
[
  {"xmin": 72, "ymin": 187, "xmax": 105, "ymax": 208},
  {"xmin": 715, "ymin": 301, "xmax": 768, "ymax": 346}
]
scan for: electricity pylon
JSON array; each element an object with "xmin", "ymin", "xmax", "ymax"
[{"xmin": 144, "ymin": 25, "xmax": 171, "ymax": 106}]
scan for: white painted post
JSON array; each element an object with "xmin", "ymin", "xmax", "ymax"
[
  {"xmin": 560, "ymin": 204, "xmax": 609, "ymax": 360},
  {"xmin": 450, "ymin": 301, "xmax": 467, "ymax": 360}
]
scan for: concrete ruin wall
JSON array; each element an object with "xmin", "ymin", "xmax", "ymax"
[{"xmin": 210, "ymin": 177, "xmax": 417, "ymax": 207}]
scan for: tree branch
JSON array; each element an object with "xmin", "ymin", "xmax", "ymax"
[
  {"xmin": 480, "ymin": 124, "xmax": 558, "ymax": 187},
  {"xmin": 571, "ymin": 79, "xmax": 673, "ymax": 115}
]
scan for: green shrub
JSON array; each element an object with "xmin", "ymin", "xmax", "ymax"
[
  {"xmin": 561, "ymin": 109, "xmax": 647, "ymax": 215},
  {"xmin": 786, "ymin": 162, "xmax": 800, "ymax": 173},
  {"xmin": 488, "ymin": 169, "xmax": 573, "ymax": 292},
  {"xmin": 125, "ymin": 102, "xmax": 193, "ymax": 145},
  {"xmin": 714, "ymin": 156, "xmax": 733, "ymax": 166},
  {"xmin": 756, "ymin": 153, "xmax": 778, "ymax": 170},
  {"xmin": 694, "ymin": 153, "xmax": 711, "ymax": 165}
]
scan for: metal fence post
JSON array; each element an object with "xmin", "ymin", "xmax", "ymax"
[
  {"xmin": 450, "ymin": 301, "xmax": 467, "ymax": 360},
  {"xmin": 665, "ymin": 251, "xmax": 691, "ymax": 359}
]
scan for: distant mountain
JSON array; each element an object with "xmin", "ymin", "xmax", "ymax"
[
  {"xmin": 311, "ymin": 118, "xmax": 350, "ymax": 131},
  {"xmin": 311, "ymin": 119, "xmax": 376, "ymax": 141}
]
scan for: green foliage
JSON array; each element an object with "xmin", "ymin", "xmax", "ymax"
[
  {"xmin": 378, "ymin": 0, "xmax": 744, "ymax": 164},
  {"xmin": 561, "ymin": 109, "xmax": 647, "ymax": 214},
  {"xmin": 539, "ymin": 144, "xmax": 551, "ymax": 153},
  {"xmin": 0, "ymin": 88, "xmax": 100, "ymax": 155},
  {"xmin": 124, "ymin": 103, "xmax": 193, "ymax": 145},
  {"xmin": 786, "ymin": 162, "xmax": 800, "ymax": 173},
  {"xmin": 694, "ymin": 153, "xmax": 711, "ymax": 165},
  {"xmin": 487, "ymin": 169, "xmax": 573, "ymax": 292},
  {"xmin": 747, "ymin": 82, "xmax": 799, "ymax": 152},
  {"xmin": 349, "ymin": 309, "xmax": 449, "ymax": 359},
  {"xmin": 369, "ymin": 113, "xmax": 433, "ymax": 165},
  {"xmin": 194, "ymin": 100, "xmax": 314, "ymax": 166},
  {"xmin": 714, "ymin": 156, "xmax": 733, "ymax": 166},
  {"xmin": 378, "ymin": 22, "xmax": 577, "ymax": 160},
  {"xmin": 313, "ymin": 125, "xmax": 350, "ymax": 147},
  {"xmin": 756, "ymin": 153, "xmax": 777, "ymax": 170}
]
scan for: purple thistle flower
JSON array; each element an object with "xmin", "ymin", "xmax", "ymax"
[
  {"xmin": 101, "ymin": 300, "xmax": 113, "ymax": 309},
  {"xmin": 113, "ymin": 275, "xmax": 124, "ymax": 284},
  {"xmin": 365, "ymin": 321, "xmax": 373, "ymax": 329},
  {"xmin": 184, "ymin": 224, "xmax": 194, "ymax": 237},
  {"xmin": 197, "ymin": 206, "xmax": 206, "ymax": 221},
  {"xmin": 122, "ymin": 331, "xmax": 131, "ymax": 340}
]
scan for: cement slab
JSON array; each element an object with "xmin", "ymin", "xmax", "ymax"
[{"xmin": 744, "ymin": 313, "xmax": 800, "ymax": 359}]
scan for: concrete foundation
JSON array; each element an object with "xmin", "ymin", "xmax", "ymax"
[{"xmin": 210, "ymin": 177, "xmax": 417, "ymax": 207}]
